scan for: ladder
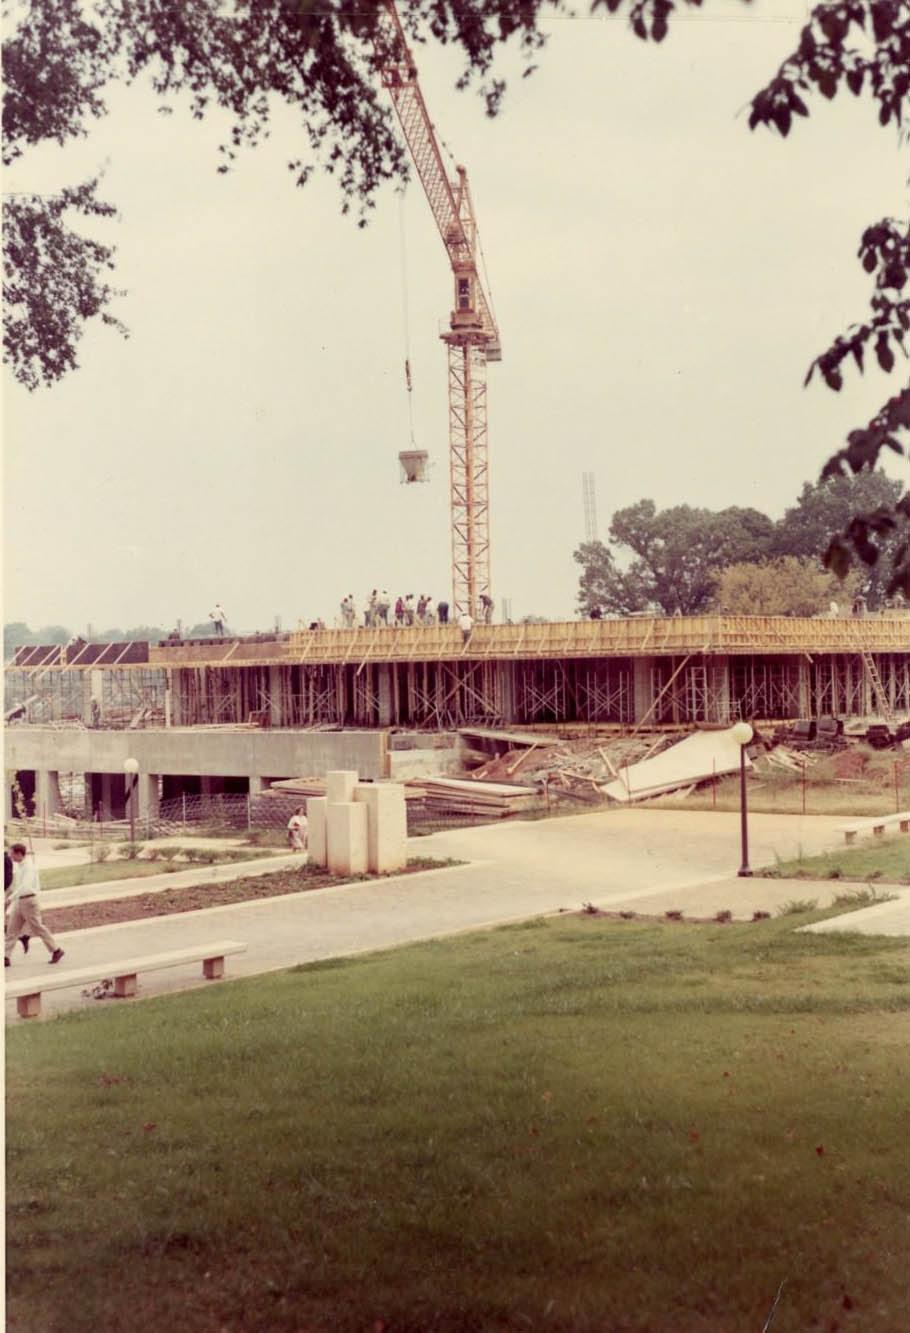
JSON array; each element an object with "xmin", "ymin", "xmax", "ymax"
[{"xmin": 857, "ymin": 640, "xmax": 893, "ymax": 723}]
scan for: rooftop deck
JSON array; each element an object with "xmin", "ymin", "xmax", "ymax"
[{"xmin": 10, "ymin": 614, "xmax": 910, "ymax": 675}]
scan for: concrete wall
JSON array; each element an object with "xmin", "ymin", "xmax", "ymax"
[{"xmin": 4, "ymin": 728, "xmax": 389, "ymax": 785}]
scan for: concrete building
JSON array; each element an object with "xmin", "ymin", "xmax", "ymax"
[{"xmin": 6, "ymin": 614, "xmax": 910, "ymax": 823}]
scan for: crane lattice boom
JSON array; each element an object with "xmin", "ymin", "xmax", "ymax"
[{"xmin": 376, "ymin": 1, "xmax": 501, "ymax": 618}]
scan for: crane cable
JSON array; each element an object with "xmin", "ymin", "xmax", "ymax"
[{"xmin": 398, "ymin": 189, "xmax": 418, "ymax": 447}]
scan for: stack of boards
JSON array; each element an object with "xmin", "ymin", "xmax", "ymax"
[{"xmin": 407, "ymin": 775, "xmax": 538, "ymax": 818}]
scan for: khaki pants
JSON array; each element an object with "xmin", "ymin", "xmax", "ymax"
[{"xmin": 5, "ymin": 896, "xmax": 58, "ymax": 957}]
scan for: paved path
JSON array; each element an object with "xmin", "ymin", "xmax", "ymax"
[{"xmin": 6, "ymin": 809, "xmax": 909, "ymax": 1023}]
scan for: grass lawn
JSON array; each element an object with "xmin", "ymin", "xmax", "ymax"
[
  {"xmin": 40, "ymin": 850, "xmax": 277, "ymax": 892},
  {"xmin": 7, "ymin": 913, "xmax": 910, "ymax": 1333},
  {"xmin": 761, "ymin": 837, "xmax": 910, "ymax": 884}
]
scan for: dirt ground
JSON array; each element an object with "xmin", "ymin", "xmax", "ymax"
[{"xmin": 42, "ymin": 865, "xmax": 410, "ymax": 933}]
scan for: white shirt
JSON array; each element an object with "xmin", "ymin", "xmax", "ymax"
[
  {"xmin": 10, "ymin": 854, "xmax": 39, "ymax": 900},
  {"xmin": 458, "ymin": 613, "xmax": 473, "ymax": 632}
]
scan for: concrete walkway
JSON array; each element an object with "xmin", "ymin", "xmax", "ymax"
[{"xmin": 6, "ymin": 809, "xmax": 909, "ymax": 1023}]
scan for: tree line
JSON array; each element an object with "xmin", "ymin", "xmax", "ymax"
[{"xmin": 575, "ymin": 472, "xmax": 904, "ymax": 618}]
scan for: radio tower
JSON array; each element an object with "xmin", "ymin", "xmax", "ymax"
[{"xmin": 582, "ymin": 472, "xmax": 598, "ymax": 542}]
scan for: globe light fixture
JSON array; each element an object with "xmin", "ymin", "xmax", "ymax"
[{"xmin": 730, "ymin": 723, "xmax": 754, "ymax": 877}]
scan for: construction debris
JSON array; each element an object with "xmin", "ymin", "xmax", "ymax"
[{"xmin": 600, "ymin": 729, "xmax": 752, "ymax": 804}]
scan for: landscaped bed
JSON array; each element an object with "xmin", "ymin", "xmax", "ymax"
[{"xmin": 42, "ymin": 859, "xmax": 455, "ymax": 933}]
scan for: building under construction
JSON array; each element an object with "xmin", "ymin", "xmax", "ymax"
[
  {"xmin": 8, "ymin": 614, "xmax": 910, "ymax": 732},
  {"xmin": 6, "ymin": 614, "xmax": 910, "ymax": 823}
]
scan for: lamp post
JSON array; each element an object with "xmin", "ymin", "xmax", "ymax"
[
  {"xmin": 123, "ymin": 757, "xmax": 139, "ymax": 845},
  {"xmin": 730, "ymin": 722, "xmax": 753, "ymax": 877}
]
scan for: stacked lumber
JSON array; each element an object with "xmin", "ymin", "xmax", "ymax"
[{"xmin": 407, "ymin": 776, "xmax": 539, "ymax": 817}]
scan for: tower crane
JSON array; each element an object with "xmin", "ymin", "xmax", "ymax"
[{"xmin": 376, "ymin": 1, "xmax": 501, "ymax": 620}]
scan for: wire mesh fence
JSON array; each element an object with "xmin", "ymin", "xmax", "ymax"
[{"xmin": 11, "ymin": 792, "xmax": 305, "ymax": 843}]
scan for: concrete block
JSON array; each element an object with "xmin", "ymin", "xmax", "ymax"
[
  {"xmin": 326, "ymin": 802, "xmax": 368, "ymax": 876},
  {"xmin": 307, "ymin": 797, "xmax": 328, "ymax": 868},
  {"xmin": 326, "ymin": 770, "xmax": 359, "ymax": 805},
  {"xmin": 354, "ymin": 782, "xmax": 407, "ymax": 874}
]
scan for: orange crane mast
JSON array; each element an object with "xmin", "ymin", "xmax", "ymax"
[{"xmin": 376, "ymin": 1, "xmax": 502, "ymax": 620}]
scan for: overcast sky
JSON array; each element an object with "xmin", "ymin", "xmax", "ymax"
[{"xmin": 3, "ymin": 1, "xmax": 907, "ymax": 635}]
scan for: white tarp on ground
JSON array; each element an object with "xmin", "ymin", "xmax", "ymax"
[{"xmin": 600, "ymin": 729, "xmax": 752, "ymax": 804}]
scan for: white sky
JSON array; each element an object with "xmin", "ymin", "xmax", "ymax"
[{"xmin": 3, "ymin": 1, "xmax": 907, "ymax": 635}]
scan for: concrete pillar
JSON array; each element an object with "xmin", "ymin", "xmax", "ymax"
[
  {"xmin": 136, "ymin": 773, "xmax": 160, "ymax": 823},
  {"xmin": 798, "ymin": 658, "xmax": 812, "ymax": 717},
  {"xmin": 326, "ymin": 770, "xmax": 358, "ymax": 804},
  {"xmin": 632, "ymin": 657, "xmax": 654, "ymax": 723},
  {"xmin": 354, "ymin": 782, "xmax": 407, "ymax": 873},
  {"xmin": 500, "ymin": 662, "xmax": 517, "ymax": 725},
  {"xmin": 307, "ymin": 797, "xmax": 328, "ymax": 867},
  {"xmin": 708, "ymin": 656, "xmax": 730, "ymax": 725},
  {"xmin": 326, "ymin": 802, "xmax": 368, "ymax": 875},
  {"xmin": 248, "ymin": 775, "xmax": 265, "ymax": 796},
  {"xmin": 35, "ymin": 770, "xmax": 63, "ymax": 824},
  {"xmin": 377, "ymin": 665, "xmax": 394, "ymax": 728},
  {"xmin": 167, "ymin": 670, "xmax": 183, "ymax": 726},
  {"xmin": 269, "ymin": 665, "xmax": 282, "ymax": 728},
  {"xmin": 99, "ymin": 772, "xmax": 116, "ymax": 820}
]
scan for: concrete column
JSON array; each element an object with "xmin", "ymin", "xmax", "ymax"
[
  {"xmin": 35, "ymin": 769, "xmax": 63, "ymax": 824},
  {"xmin": 167, "ymin": 670, "xmax": 183, "ymax": 726},
  {"xmin": 354, "ymin": 782, "xmax": 407, "ymax": 873},
  {"xmin": 377, "ymin": 665, "xmax": 394, "ymax": 727},
  {"xmin": 708, "ymin": 656, "xmax": 730, "ymax": 725},
  {"xmin": 632, "ymin": 657, "xmax": 654, "ymax": 723},
  {"xmin": 326, "ymin": 802, "xmax": 368, "ymax": 875},
  {"xmin": 500, "ymin": 662, "xmax": 517, "ymax": 725},
  {"xmin": 269, "ymin": 665, "xmax": 282, "ymax": 728},
  {"xmin": 307, "ymin": 797, "xmax": 328, "ymax": 867},
  {"xmin": 136, "ymin": 773, "xmax": 160, "ymax": 823},
  {"xmin": 248, "ymin": 775, "xmax": 265, "ymax": 796},
  {"xmin": 98, "ymin": 772, "xmax": 116, "ymax": 820},
  {"xmin": 798, "ymin": 658, "xmax": 812, "ymax": 717},
  {"xmin": 326, "ymin": 770, "xmax": 358, "ymax": 804}
]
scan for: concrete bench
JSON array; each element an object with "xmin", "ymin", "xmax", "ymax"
[
  {"xmin": 839, "ymin": 812, "xmax": 910, "ymax": 844},
  {"xmin": 4, "ymin": 939, "xmax": 246, "ymax": 1019}
]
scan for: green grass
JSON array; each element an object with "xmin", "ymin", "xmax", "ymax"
[
  {"xmin": 7, "ymin": 913, "xmax": 910, "ymax": 1332},
  {"xmin": 762, "ymin": 837, "xmax": 910, "ymax": 884},
  {"xmin": 648, "ymin": 773, "xmax": 908, "ymax": 817},
  {"xmin": 40, "ymin": 848, "xmax": 277, "ymax": 892}
]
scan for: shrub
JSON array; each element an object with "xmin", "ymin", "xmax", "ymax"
[
  {"xmin": 92, "ymin": 844, "xmax": 111, "ymax": 864},
  {"xmin": 778, "ymin": 898, "xmax": 818, "ymax": 915}
]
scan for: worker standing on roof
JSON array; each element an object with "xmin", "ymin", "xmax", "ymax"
[{"xmin": 209, "ymin": 604, "xmax": 227, "ymax": 637}]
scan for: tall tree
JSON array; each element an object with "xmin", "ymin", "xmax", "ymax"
[
  {"xmin": 575, "ymin": 500, "xmax": 775, "ymax": 616},
  {"xmin": 773, "ymin": 473, "xmax": 904, "ymax": 605},
  {"xmin": 711, "ymin": 556, "xmax": 862, "ymax": 617}
]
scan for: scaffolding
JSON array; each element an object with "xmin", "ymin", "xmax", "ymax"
[{"xmin": 7, "ymin": 617, "xmax": 910, "ymax": 731}]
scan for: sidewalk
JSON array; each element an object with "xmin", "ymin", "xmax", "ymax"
[{"xmin": 7, "ymin": 809, "xmax": 909, "ymax": 1022}]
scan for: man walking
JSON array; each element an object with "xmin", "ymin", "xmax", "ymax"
[{"xmin": 5, "ymin": 843, "xmax": 64, "ymax": 967}]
